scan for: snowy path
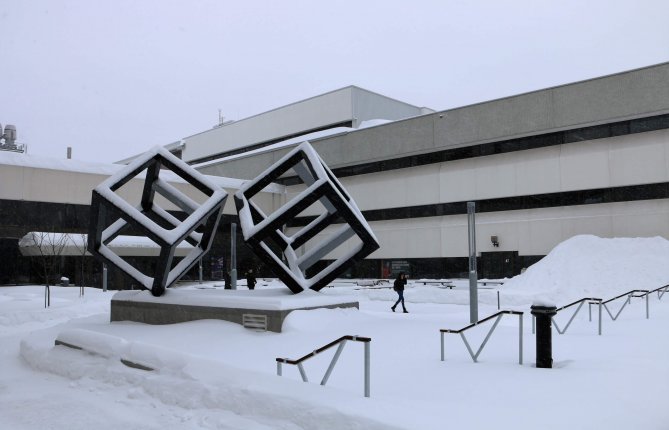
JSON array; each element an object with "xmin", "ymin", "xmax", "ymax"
[{"xmin": 2, "ymin": 282, "xmax": 668, "ymax": 429}]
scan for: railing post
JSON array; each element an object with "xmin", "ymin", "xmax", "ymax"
[
  {"xmin": 588, "ymin": 302, "xmax": 592, "ymax": 322},
  {"xmin": 364, "ymin": 341, "xmax": 370, "ymax": 398},
  {"xmin": 277, "ymin": 361, "xmax": 282, "ymax": 376},
  {"xmin": 646, "ymin": 292, "xmax": 650, "ymax": 319},
  {"xmin": 598, "ymin": 301, "xmax": 602, "ymax": 335},
  {"xmin": 497, "ymin": 291, "xmax": 500, "ymax": 310},
  {"xmin": 321, "ymin": 340, "xmax": 347, "ymax": 386},
  {"xmin": 518, "ymin": 313, "xmax": 523, "ymax": 365},
  {"xmin": 440, "ymin": 332, "xmax": 445, "ymax": 361},
  {"xmin": 532, "ymin": 315, "xmax": 535, "ymax": 334},
  {"xmin": 297, "ymin": 363, "xmax": 308, "ymax": 382}
]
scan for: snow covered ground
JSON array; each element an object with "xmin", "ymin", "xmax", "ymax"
[{"xmin": 1, "ymin": 235, "xmax": 669, "ymax": 430}]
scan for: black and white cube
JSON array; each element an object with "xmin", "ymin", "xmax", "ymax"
[
  {"xmin": 88, "ymin": 146, "xmax": 227, "ymax": 296},
  {"xmin": 235, "ymin": 142, "xmax": 379, "ymax": 294}
]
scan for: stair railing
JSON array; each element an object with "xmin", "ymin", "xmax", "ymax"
[
  {"xmin": 440, "ymin": 310, "xmax": 523, "ymax": 364},
  {"xmin": 601, "ymin": 290, "xmax": 649, "ymax": 321},
  {"xmin": 531, "ymin": 298, "xmax": 603, "ymax": 335},
  {"xmin": 276, "ymin": 335, "xmax": 371, "ymax": 397},
  {"xmin": 650, "ymin": 284, "xmax": 669, "ymax": 300}
]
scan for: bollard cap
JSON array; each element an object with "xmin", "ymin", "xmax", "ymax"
[
  {"xmin": 531, "ymin": 298, "xmax": 557, "ymax": 314},
  {"xmin": 531, "ymin": 298, "xmax": 555, "ymax": 307},
  {"xmin": 531, "ymin": 300, "xmax": 557, "ymax": 315}
]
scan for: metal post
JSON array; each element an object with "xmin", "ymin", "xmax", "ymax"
[
  {"xmin": 364, "ymin": 341, "xmax": 370, "ymax": 398},
  {"xmin": 646, "ymin": 292, "xmax": 649, "ymax": 319},
  {"xmin": 321, "ymin": 341, "xmax": 347, "ymax": 386},
  {"xmin": 230, "ymin": 223, "xmax": 237, "ymax": 290},
  {"xmin": 497, "ymin": 291, "xmax": 500, "ymax": 310},
  {"xmin": 588, "ymin": 302, "xmax": 592, "ymax": 321},
  {"xmin": 467, "ymin": 201, "xmax": 478, "ymax": 323},
  {"xmin": 102, "ymin": 263, "xmax": 108, "ymax": 292},
  {"xmin": 440, "ymin": 332, "xmax": 445, "ymax": 361},
  {"xmin": 277, "ymin": 361, "xmax": 282, "ymax": 376},
  {"xmin": 598, "ymin": 301, "xmax": 602, "ymax": 335},
  {"xmin": 297, "ymin": 363, "xmax": 308, "ymax": 382},
  {"xmin": 519, "ymin": 314, "xmax": 523, "ymax": 365},
  {"xmin": 198, "ymin": 258, "xmax": 203, "ymax": 284}
]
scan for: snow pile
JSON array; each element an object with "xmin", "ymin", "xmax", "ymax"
[
  {"xmin": 503, "ymin": 235, "xmax": 669, "ymax": 305},
  {"xmin": 21, "ymin": 329, "xmax": 399, "ymax": 430}
]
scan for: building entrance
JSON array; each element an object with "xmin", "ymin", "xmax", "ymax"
[{"xmin": 480, "ymin": 251, "xmax": 518, "ymax": 279}]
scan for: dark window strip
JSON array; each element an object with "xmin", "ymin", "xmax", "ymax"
[
  {"xmin": 287, "ymin": 182, "xmax": 669, "ymax": 227},
  {"xmin": 188, "ymin": 120, "xmax": 354, "ymax": 165},
  {"xmin": 278, "ymin": 113, "xmax": 669, "ymax": 186}
]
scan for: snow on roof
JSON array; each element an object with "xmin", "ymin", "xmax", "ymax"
[{"xmin": 0, "ymin": 150, "xmax": 284, "ymax": 194}]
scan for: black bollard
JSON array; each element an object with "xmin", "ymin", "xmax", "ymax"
[{"xmin": 530, "ymin": 304, "xmax": 557, "ymax": 368}]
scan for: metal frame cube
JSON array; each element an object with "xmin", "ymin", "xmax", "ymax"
[
  {"xmin": 88, "ymin": 146, "xmax": 227, "ymax": 296},
  {"xmin": 234, "ymin": 142, "xmax": 379, "ymax": 293}
]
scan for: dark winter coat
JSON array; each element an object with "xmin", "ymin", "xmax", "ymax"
[
  {"xmin": 246, "ymin": 272, "xmax": 257, "ymax": 290},
  {"xmin": 393, "ymin": 277, "xmax": 407, "ymax": 292}
]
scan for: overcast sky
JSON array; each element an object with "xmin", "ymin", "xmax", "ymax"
[{"xmin": 1, "ymin": 0, "xmax": 668, "ymax": 163}]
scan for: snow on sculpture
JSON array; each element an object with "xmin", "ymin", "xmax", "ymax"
[
  {"xmin": 235, "ymin": 141, "xmax": 379, "ymax": 294},
  {"xmin": 88, "ymin": 146, "xmax": 227, "ymax": 297}
]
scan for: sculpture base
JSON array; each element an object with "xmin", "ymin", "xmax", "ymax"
[{"xmin": 110, "ymin": 288, "xmax": 358, "ymax": 333}]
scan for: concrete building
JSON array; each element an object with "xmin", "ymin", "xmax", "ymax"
[
  {"xmin": 181, "ymin": 86, "xmax": 432, "ymax": 164},
  {"xmin": 0, "ymin": 153, "xmax": 282, "ymax": 286},
  {"xmin": 1, "ymin": 65, "xmax": 668, "ymax": 285},
  {"xmin": 196, "ymin": 62, "xmax": 669, "ymax": 279}
]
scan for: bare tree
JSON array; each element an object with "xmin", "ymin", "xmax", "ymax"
[
  {"xmin": 70, "ymin": 233, "xmax": 89, "ymax": 297},
  {"xmin": 29, "ymin": 231, "xmax": 69, "ymax": 307}
]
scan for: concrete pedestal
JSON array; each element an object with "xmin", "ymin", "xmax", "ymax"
[{"xmin": 110, "ymin": 288, "xmax": 359, "ymax": 333}]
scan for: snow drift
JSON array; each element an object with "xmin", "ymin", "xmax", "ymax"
[{"xmin": 503, "ymin": 235, "xmax": 669, "ymax": 305}]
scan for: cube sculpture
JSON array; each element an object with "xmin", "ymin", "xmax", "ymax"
[
  {"xmin": 88, "ymin": 146, "xmax": 227, "ymax": 297},
  {"xmin": 235, "ymin": 141, "xmax": 379, "ymax": 294}
]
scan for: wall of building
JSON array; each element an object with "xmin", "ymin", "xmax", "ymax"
[
  {"xmin": 290, "ymin": 198, "xmax": 669, "ymax": 260},
  {"xmin": 287, "ymin": 128, "xmax": 669, "ymax": 213},
  {"xmin": 0, "ymin": 161, "xmax": 278, "ymax": 216},
  {"xmin": 0, "ymin": 156, "xmax": 284, "ymax": 285},
  {"xmin": 351, "ymin": 86, "xmax": 426, "ymax": 128},
  {"xmin": 198, "ymin": 62, "xmax": 669, "ymax": 180}
]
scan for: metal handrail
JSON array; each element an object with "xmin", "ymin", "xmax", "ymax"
[
  {"xmin": 649, "ymin": 284, "xmax": 669, "ymax": 300},
  {"xmin": 276, "ymin": 335, "xmax": 371, "ymax": 397},
  {"xmin": 440, "ymin": 310, "xmax": 523, "ymax": 364},
  {"xmin": 531, "ymin": 298, "xmax": 603, "ymax": 335},
  {"xmin": 601, "ymin": 289, "xmax": 649, "ymax": 321}
]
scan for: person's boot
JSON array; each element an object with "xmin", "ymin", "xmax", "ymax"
[
  {"xmin": 403, "ymin": 309, "xmax": 408, "ymax": 313},
  {"xmin": 391, "ymin": 306, "xmax": 396, "ymax": 312}
]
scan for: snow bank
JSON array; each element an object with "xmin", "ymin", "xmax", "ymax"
[
  {"xmin": 21, "ymin": 331, "xmax": 401, "ymax": 430},
  {"xmin": 57, "ymin": 328, "xmax": 128, "ymax": 357},
  {"xmin": 503, "ymin": 235, "xmax": 669, "ymax": 305}
]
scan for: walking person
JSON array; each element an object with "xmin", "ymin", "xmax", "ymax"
[
  {"xmin": 391, "ymin": 272, "xmax": 408, "ymax": 313},
  {"xmin": 245, "ymin": 269, "xmax": 257, "ymax": 290}
]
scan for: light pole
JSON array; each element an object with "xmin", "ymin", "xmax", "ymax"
[
  {"xmin": 467, "ymin": 201, "xmax": 478, "ymax": 323},
  {"xmin": 230, "ymin": 223, "xmax": 237, "ymax": 290}
]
